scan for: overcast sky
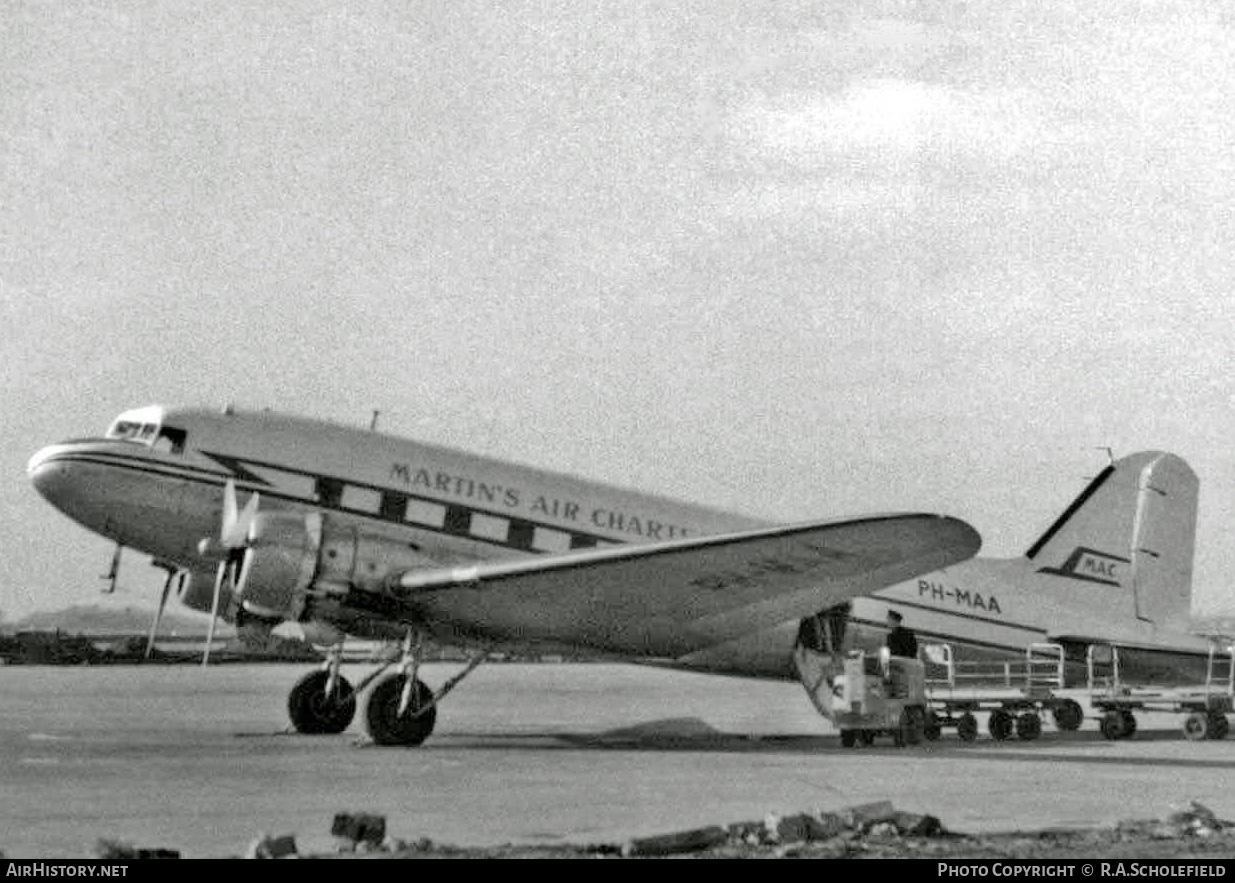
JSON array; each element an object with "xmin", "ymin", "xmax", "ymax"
[{"xmin": 3, "ymin": 1, "xmax": 1234, "ymax": 623}]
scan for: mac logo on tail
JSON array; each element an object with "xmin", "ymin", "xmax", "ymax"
[{"xmin": 1037, "ymin": 547, "xmax": 1128, "ymax": 586}]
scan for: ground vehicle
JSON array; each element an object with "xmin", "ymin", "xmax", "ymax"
[
  {"xmin": 922, "ymin": 642, "xmax": 1084, "ymax": 741},
  {"xmin": 1087, "ymin": 640, "xmax": 1234, "ymax": 741},
  {"xmin": 829, "ymin": 649, "xmax": 930, "ymax": 747}
]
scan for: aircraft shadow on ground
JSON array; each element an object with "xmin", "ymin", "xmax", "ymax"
[{"xmin": 336, "ymin": 717, "xmax": 1235, "ymax": 768}]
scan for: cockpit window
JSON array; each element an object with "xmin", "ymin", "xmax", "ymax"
[
  {"xmin": 106, "ymin": 418, "xmax": 185, "ymax": 454},
  {"xmin": 106, "ymin": 420, "xmax": 147, "ymax": 442},
  {"xmin": 153, "ymin": 426, "xmax": 187, "ymax": 455}
]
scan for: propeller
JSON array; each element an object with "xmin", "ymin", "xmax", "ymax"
[
  {"xmin": 144, "ymin": 566, "xmax": 181, "ymax": 660},
  {"xmin": 202, "ymin": 480, "xmax": 260, "ymax": 666}
]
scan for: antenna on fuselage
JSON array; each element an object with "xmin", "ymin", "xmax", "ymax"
[{"xmin": 370, "ymin": 410, "xmax": 380, "ymax": 431}]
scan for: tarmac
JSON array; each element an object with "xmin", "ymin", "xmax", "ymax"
[{"xmin": 2, "ymin": 661, "xmax": 1234, "ymax": 858}]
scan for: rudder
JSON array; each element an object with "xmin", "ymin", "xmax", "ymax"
[{"xmin": 1025, "ymin": 451, "xmax": 1198, "ymax": 627}]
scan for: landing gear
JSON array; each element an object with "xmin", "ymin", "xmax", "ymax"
[
  {"xmin": 288, "ymin": 645, "xmax": 356, "ymax": 735},
  {"xmin": 366, "ymin": 674, "xmax": 437, "ymax": 746},
  {"xmin": 288, "ymin": 670, "xmax": 356, "ymax": 734},
  {"xmin": 283, "ymin": 631, "xmax": 489, "ymax": 747}
]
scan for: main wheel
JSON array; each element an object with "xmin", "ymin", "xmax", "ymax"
[
  {"xmin": 859, "ymin": 730, "xmax": 876, "ymax": 746},
  {"xmin": 1119, "ymin": 710, "xmax": 1137, "ymax": 738},
  {"xmin": 840, "ymin": 730, "xmax": 858, "ymax": 748},
  {"xmin": 923, "ymin": 709, "xmax": 942, "ymax": 741},
  {"xmin": 1015, "ymin": 712, "xmax": 1042, "ymax": 741},
  {"xmin": 957, "ymin": 713, "xmax": 978, "ymax": 742},
  {"xmin": 989, "ymin": 709, "xmax": 1014, "ymax": 741},
  {"xmin": 1183, "ymin": 711, "xmax": 1208, "ymax": 741},
  {"xmin": 287, "ymin": 671, "xmax": 356, "ymax": 735},
  {"xmin": 1052, "ymin": 699, "xmax": 1084, "ymax": 732},
  {"xmin": 366, "ymin": 674, "xmax": 437, "ymax": 746}
]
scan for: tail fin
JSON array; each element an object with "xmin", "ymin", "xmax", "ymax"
[{"xmin": 1025, "ymin": 451, "xmax": 1198, "ymax": 628}]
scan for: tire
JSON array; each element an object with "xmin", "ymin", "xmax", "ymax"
[
  {"xmin": 1015, "ymin": 712, "xmax": 1042, "ymax": 741},
  {"xmin": 898, "ymin": 707, "xmax": 925, "ymax": 746},
  {"xmin": 957, "ymin": 713, "xmax": 978, "ymax": 742},
  {"xmin": 989, "ymin": 709, "xmax": 1014, "ymax": 741},
  {"xmin": 923, "ymin": 709, "xmax": 942, "ymax": 741},
  {"xmin": 287, "ymin": 671, "xmax": 356, "ymax": 735},
  {"xmin": 1052, "ymin": 699, "xmax": 1084, "ymax": 732},
  {"xmin": 840, "ymin": 729, "xmax": 857, "ymax": 748},
  {"xmin": 1100, "ymin": 710, "xmax": 1124, "ymax": 740},
  {"xmin": 1183, "ymin": 711, "xmax": 1208, "ymax": 741},
  {"xmin": 1119, "ymin": 710, "xmax": 1137, "ymax": 738},
  {"xmin": 1206, "ymin": 713, "xmax": 1229, "ymax": 740},
  {"xmin": 366, "ymin": 675, "xmax": 437, "ymax": 747}
]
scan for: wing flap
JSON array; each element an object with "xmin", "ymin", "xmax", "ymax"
[{"xmin": 381, "ymin": 513, "xmax": 980, "ymax": 656}]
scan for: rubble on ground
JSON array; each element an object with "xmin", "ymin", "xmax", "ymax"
[{"xmin": 72, "ymin": 800, "xmax": 1235, "ymax": 859}]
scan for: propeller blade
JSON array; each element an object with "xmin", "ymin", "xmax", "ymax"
[
  {"xmin": 203, "ymin": 560, "xmax": 227, "ymax": 666},
  {"xmin": 219, "ymin": 481, "xmax": 261, "ymax": 549},
  {"xmin": 145, "ymin": 570, "xmax": 176, "ymax": 659},
  {"xmin": 220, "ymin": 480, "xmax": 239, "ymax": 545}
]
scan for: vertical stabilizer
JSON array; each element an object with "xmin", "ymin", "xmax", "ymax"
[{"xmin": 1025, "ymin": 452, "xmax": 1198, "ymax": 627}]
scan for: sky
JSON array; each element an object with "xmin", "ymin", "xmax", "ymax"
[{"xmin": 3, "ymin": 0, "xmax": 1235, "ymax": 623}]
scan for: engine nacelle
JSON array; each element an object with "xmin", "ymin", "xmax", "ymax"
[
  {"xmin": 235, "ymin": 512, "xmax": 321, "ymax": 620},
  {"xmin": 229, "ymin": 510, "xmax": 435, "ymax": 625},
  {"xmin": 177, "ymin": 570, "xmax": 235, "ymax": 620}
]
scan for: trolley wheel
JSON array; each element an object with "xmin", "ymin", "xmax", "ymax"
[
  {"xmin": 1184, "ymin": 712, "xmax": 1209, "ymax": 741},
  {"xmin": 989, "ymin": 708, "xmax": 1014, "ymax": 741},
  {"xmin": 897, "ymin": 707, "xmax": 925, "ymax": 747},
  {"xmin": 1206, "ymin": 713, "xmax": 1229, "ymax": 740},
  {"xmin": 956, "ymin": 712, "xmax": 978, "ymax": 742},
  {"xmin": 923, "ymin": 709, "xmax": 942, "ymax": 741},
  {"xmin": 1119, "ymin": 710, "xmax": 1137, "ymax": 738},
  {"xmin": 1015, "ymin": 712, "xmax": 1042, "ymax": 741},
  {"xmin": 1100, "ymin": 710, "xmax": 1125, "ymax": 740},
  {"xmin": 1052, "ymin": 699, "xmax": 1084, "ymax": 732},
  {"xmin": 840, "ymin": 729, "xmax": 858, "ymax": 748}
]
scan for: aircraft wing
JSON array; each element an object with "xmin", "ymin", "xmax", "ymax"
[{"xmin": 369, "ymin": 513, "xmax": 980, "ymax": 657}]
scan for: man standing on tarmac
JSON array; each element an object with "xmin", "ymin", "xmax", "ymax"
[{"xmin": 885, "ymin": 610, "xmax": 918, "ymax": 659}]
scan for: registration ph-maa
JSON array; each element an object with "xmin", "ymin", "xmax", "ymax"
[{"xmin": 939, "ymin": 865, "xmax": 1076, "ymax": 876}]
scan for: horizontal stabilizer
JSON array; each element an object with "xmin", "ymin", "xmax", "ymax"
[{"xmin": 383, "ymin": 513, "xmax": 981, "ymax": 657}]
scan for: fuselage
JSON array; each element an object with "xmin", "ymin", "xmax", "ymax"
[{"xmin": 28, "ymin": 405, "xmax": 1217, "ymax": 684}]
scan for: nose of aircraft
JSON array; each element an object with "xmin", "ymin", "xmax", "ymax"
[{"xmin": 27, "ymin": 444, "xmax": 71, "ymax": 504}]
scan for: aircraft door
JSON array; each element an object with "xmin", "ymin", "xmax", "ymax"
[{"xmin": 793, "ymin": 603, "xmax": 852, "ymax": 719}]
